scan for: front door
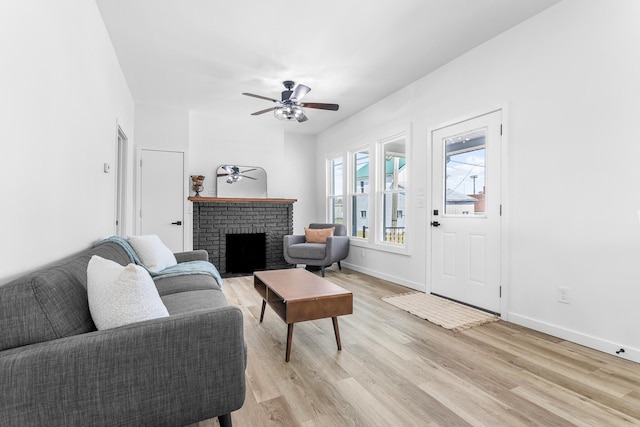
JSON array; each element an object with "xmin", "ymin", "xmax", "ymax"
[
  {"xmin": 139, "ymin": 149, "xmax": 184, "ymax": 252},
  {"xmin": 430, "ymin": 110, "xmax": 502, "ymax": 313}
]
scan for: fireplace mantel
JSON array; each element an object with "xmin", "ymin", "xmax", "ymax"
[{"xmin": 188, "ymin": 197, "xmax": 297, "ymax": 204}]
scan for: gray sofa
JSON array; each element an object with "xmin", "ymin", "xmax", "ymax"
[{"xmin": 0, "ymin": 240, "xmax": 246, "ymax": 427}]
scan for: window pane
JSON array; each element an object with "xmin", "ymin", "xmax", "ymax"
[
  {"xmin": 330, "ymin": 158, "xmax": 343, "ymax": 196},
  {"xmin": 445, "ymin": 130, "xmax": 486, "ymax": 215},
  {"xmin": 353, "ymin": 151, "xmax": 369, "ymax": 193},
  {"xmin": 330, "ymin": 197, "xmax": 343, "ymax": 224},
  {"xmin": 384, "ymin": 142, "xmax": 406, "ymax": 191},
  {"xmin": 352, "ymin": 194, "xmax": 368, "ymax": 238},
  {"xmin": 383, "ymin": 192, "xmax": 406, "ymax": 243}
]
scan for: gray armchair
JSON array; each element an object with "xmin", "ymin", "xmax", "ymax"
[{"xmin": 283, "ymin": 223, "xmax": 350, "ymax": 277}]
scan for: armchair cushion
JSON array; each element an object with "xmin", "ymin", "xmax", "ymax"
[
  {"xmin": 287, "ymin": 242, "xmax": 326, "ymax": 260},
  {"xmin": 304, "ymin": 227, "xmax": 335, "ymax": 243}
]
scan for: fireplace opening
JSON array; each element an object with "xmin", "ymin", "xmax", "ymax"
[{"xmin": 226, "ymin": 233, "xmax": 266, "ymax": 274}]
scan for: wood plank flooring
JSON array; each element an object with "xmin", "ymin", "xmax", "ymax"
[{"xmin": 190, "ymin": 267, "xmax": 640, "ymax": 427}]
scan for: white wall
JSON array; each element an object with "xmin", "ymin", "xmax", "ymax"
[
  {"xmin": 317, "ymin": 0, "xmax": 640, "ymax": 362},
  {"xmin": 0, "ymin": 0, "xmax": 135, "ymax": 283},
  {"xmin": 135, "ymin": 104, "xmax": 189, "ymax": 151},
  {"xmin": 188, "ymin": 112, "xmax": 317, "ymax": 238}
]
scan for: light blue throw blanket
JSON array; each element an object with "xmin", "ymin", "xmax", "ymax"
[{"xmin": 95, "ymin": 236, "xmax": 223, "ymax": 288}]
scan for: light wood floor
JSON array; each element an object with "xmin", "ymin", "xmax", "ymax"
[{"xmin": 191, "ymin": 267, "xmax": 640, "ymax": 427}]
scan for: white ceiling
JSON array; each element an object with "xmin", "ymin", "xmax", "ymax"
[{"xmin": 96, "ymin": 0, "xmax": 562, "ymax": 135}]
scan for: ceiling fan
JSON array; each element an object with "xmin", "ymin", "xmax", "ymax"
[
  {"xmin": 242, "ymin": 81, "xmax": 339, "ymax": 123},
  {"xmin": 217, "ymin": 165, "xmax": 257, "ymax": 184}
]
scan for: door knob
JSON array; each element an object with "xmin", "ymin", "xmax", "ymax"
[
  {"xmin": 171, "ymin": 221, "xmax": 182, "ymax": 226},
  {"xmin": 431, "ymin": 221, "xmax": 440, "ymax": 227}
]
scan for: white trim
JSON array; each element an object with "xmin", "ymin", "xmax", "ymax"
[
  {"xmin": 342, "ymin": 261, "xmax": 423, "ymax": 291},
  {"xmin": 114, "ymin": 123, "xmax": 128, "ymax": 237},
  {"xmin": 509, "ymin": 312, "xmax": 640, "ymax": 364}
]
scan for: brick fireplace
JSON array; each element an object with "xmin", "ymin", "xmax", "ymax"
[{"xmin": 190, "ymin": 197, "xmax": 296, "ymax": 276}]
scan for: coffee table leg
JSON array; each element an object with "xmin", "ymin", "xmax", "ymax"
[
  {"xmin": 260, "ymin": 300, "xmax": 266, "ymax": 323},
  {"xmin": 286, "ymin": 324, "xmax": 294, "ymax": 362},
  {"xmin": 332, "ymin": 317, "xmax": 342, "ymax": 350}
]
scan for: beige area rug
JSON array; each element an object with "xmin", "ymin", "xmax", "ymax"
[{"xmin": 382, "ymin": 292, "xmax": 499, "ymax": 332}]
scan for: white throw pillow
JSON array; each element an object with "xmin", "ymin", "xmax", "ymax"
[
  {"xmin": 87, "ymin": 255, "xmax": 170, "ymax": 330},
  {"xmin": 127, "ymin": 234, "xmax": 177, "ymax": 273}
]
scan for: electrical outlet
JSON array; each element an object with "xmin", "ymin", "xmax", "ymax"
[
  {"xmin": 361, "ymin": 248, "xmax": 365, "ymax": 258},
  {"xmin": 557, "ymin": 286, "xmax": 571, "ymax": 304}
]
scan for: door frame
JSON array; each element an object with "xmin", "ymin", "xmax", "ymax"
[
  {"xmin": 114, "ymin": 124, "xmax": 128, "ymax": 236},
  {"xmin": 135, "ymin": 147, "xmax": 189, "ymax": 251},
  {"xmin": 426, "ymin": 106, "xmax": 510, "ymax": 319}
]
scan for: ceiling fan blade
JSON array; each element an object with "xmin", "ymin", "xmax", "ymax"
[
  {"xmin": 251, "ymin": 107, "xmax": 277, "ymax": 116},
  {"xmin": 242, "ymin": 93, "xmax": 279, "ymax": 103},
  {"xmin": 291, "ymin": 84, "xmax": 311, "ymax": 101},
  {"xmin": 296, "ymin": 111, "xmax": 308, "ymax": 123},
  {"xmin": 300, "ymin": 102, "xmax": 339, "ymax": 111},
  {"xmin": 241, "ymin": 175, "xmax": 257, "ymax": 180}
]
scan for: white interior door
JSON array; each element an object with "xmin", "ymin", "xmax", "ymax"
[
  {"xmin": 139, "ymin": 149, "xmax": 184, "ymax": 252},
  {"xmin": 430, "ymin": 110, "xmax": 502, "ymax": 313}
]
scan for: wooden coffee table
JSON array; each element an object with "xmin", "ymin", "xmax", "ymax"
[{"xmin": 254, "ymin": 268, "xmax": 353, "ymax": 362}]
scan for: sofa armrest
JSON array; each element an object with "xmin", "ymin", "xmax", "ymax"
[
  {"xmin": 0, "ymin": 306, "xmax": 246, "ymax": 427},
  {"xmin": 174, "ymin": 249, "xmax": 209, "ymax": 263}
]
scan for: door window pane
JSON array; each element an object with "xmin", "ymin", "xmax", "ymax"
[{"xmin": 444, "ymin": 130, "xmax": 486, "ymax": 216}]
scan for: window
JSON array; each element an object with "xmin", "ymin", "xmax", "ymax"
[
  {"xmin": 325, "ymin": 126, "xmax": 410, "ymax": 254},
  {"xmin": 351, "ymin": 150, "xmax": 369, "ymax": 239},
  {"xmin": 327, "ymin": 157, "xmax": 344, "ymax": 224},
  {"xmin": 380, "ymin": 138, "xmax": 406, "ymax": 245}
]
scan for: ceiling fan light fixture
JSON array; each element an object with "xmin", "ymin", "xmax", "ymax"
[{"xmin": 274, "ymin": 105, "xmax": 304, "ymax": 121}]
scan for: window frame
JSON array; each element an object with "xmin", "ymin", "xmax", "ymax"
[
  {"xmin": 378, "ymin": 135, "xmax": 407, "ymax": 247},
  {"xmin": 348, "ymin": 146, "xmax": 371, "ymax": 241},
  {"xmin": 374, "ymin": 131, "xmax": 409, "ymax": 253},
  {"xmin": 326, "ymin": 155, "xmax": 345, "ymax": 225}
]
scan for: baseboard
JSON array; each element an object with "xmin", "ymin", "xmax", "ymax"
[
  {"xmin": 508, "ymin": 312, "xmax": 640, "ymax": 364},
  {"xmin": 341, "ymin": 262, "xmax": 424, "ymax": 292}
]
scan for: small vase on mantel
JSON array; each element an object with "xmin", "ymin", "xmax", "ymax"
[{"xmin": 191, "ymin": 175, "xmax": 205, "ymax": 197}]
